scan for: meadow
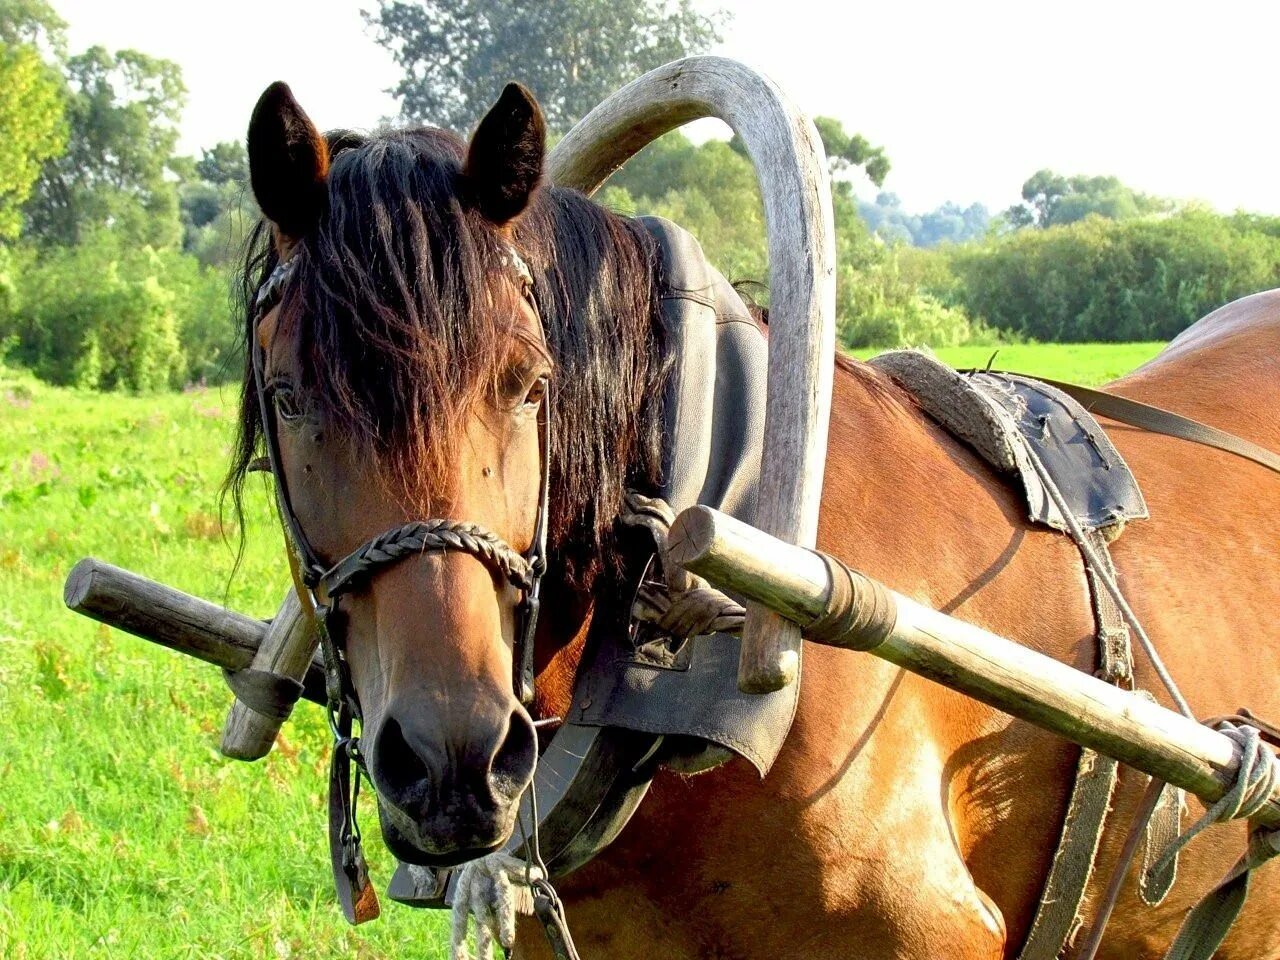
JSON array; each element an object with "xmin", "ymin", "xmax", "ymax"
[{"xmin": 0, "ymin": 342, "xmax": 1163, "ymax": 958}]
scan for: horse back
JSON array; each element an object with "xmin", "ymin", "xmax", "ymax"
[{"xmin": 1114, "ymin": 289, "xmax": 1280, "ymax": 450}]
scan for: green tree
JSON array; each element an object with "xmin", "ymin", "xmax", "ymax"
[
  {"xmin": 0, "ymin": 0, "xmax": 65, "ymax": 54},
  {"xmin": 945, "ymin": 210, "xmax": 1280, "ymax": 341},
  {"xmin": 812, "ymin": 116, "xmax": 889, "ymax": 187},
  {"xmin": 366, "ymin": 0, "xmax": 725, "ymax": 132},
  {"xmin": 1005, "ymin": 168, "xmax": 1170, "ymax": 229},
  {"xmin": 23, "ymin": 46, "xmax": 187, "ymax": 248},
  {"xmin": 194, "ymin": 140, "xmax": 248, "ymax": 186},
  {"xmin": 0, "ymin": 40, "xmax": 65, "ymax": 239}
]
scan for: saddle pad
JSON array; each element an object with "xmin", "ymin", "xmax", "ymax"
[
  {"xmin": 572, "ymin": 217, "xmax": 797, "ymax": 775},
  {"xmin": 870, "ymin": 350, "xmax": 1148, "ymax": 536}
]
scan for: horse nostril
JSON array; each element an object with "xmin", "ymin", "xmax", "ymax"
[
  {"xmin": 373, "ymin": 716, "xmax": 433, "ymax": 804},
  {"xmin": 489, "ymin": 709, "xmax": 537, "ymax": 794}
]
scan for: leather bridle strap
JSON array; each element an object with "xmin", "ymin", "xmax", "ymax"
[
  {"xmin": 1028, "ymin": 376, "xmax": 1280, "ymax": 477},
  {"xmin": 319, "ymin": 519, "xmax": 535, "ymax": 598}
]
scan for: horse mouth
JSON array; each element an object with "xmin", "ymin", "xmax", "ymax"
[{"xmin": 376, "ymin": 796, "xmax": 519, "ymax": 867}]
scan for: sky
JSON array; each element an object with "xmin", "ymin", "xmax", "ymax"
[{"xmin": 53, "ymin": 0, "xmax": 1280, "ymax": 216}]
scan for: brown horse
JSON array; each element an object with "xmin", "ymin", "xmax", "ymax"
[{"xmin": 233, "ymin": 81, "xmax": 1280, "ymax": 958}]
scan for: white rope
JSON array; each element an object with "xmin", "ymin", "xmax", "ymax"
[
  {"xmin": 449, "ymin": 853, "xmax": 541, "ymax": 960},
  {"xmin": 1148, "ymin": 723, "xmax": 1279, "ymax": 883}
]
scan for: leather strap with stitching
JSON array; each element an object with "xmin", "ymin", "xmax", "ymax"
[{"xmin": 1026, "ymin": 377, "xmax": 1280, "ymax": 477}]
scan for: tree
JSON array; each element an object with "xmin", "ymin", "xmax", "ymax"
[
  {"xmin": 1004, "ymin": 168, "xmax": 1171, "ymax": 229},
  {"xmin": 857, "ymin": 193, "xmax": 991, "ymax": 247},
  {"xmin": 194, "ymin": 140, "xmax": 248, "ymax": 186},
  {"xmin": 0, "ymin": 0, "xmax": 65, "ymax": 55},
  {"xmin": 176, "ymin": 142, "xmax": 258, "ymax": 269},
  {"xmin": 365, "ymin": 0, "xmax": 725, "ymax": 132},
  {"xmin": 23, "ymin": 46, "xmax": 186, "ymax": 248},
  {"xmin": 0, "ymin": 40, "xmax": 65, "ymax": 239},
  {"xmin": 812, "ymin": 116, "xmax": 889, "ymax": 188}
]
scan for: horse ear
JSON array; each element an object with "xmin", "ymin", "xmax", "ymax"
[
  {"xmin": 464, "ymin": 83, "xmax": 546, "ymax": 225},
  {"xmin": 248, "ymin": 81, "xmax": 330, "ymax": 243}
]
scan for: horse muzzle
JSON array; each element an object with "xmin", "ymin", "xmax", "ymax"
[{"xmin": 366, "ymin": 699, "xmax": 537, "ymax": 866}]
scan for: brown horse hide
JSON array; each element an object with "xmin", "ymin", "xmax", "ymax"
[{"xmin": 521, "ymin": 292, "xmax": 1280, "ymax": 960}]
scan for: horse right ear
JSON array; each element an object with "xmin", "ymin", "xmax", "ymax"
[{"xmin": 248, "ymin": 81, "xmax": 330, "ymax": 244}]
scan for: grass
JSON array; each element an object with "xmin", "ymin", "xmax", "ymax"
[
  {"xmin": 0, "ymin": 343, "xmax": 1161, "ymax": 957},
  {"xmin": 0, "ymin": 366, "xmax": 448, "ymax": 959},
  {"xmin": 849, "ymin": 341, "xmax": 1166, "ymax": 385}
]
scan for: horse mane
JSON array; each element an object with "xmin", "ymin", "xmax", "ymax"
[{"xmin": 225, "ymin": 126, "xmax": 670, "ymax": 591}]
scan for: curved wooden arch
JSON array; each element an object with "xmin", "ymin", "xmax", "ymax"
[{"xmin": 549, "ymin": 55, "xmax": 836, "ymax": 693}]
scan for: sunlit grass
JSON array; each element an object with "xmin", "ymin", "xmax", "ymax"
[
  {"xmin": 0, "ymin": 366, "xmax": 448, "ymax": 958},
  {"xmin": 850, "ymin": 341, "xmax": 1166, "ymax": 386}
]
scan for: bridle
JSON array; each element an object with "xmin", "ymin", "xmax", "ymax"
[{"xmin": 249, "ymin": 240, "xmax": 552, "ymax": 923}]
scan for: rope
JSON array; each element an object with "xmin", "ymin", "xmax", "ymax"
[
  {"xmin": 620, "ymin": 491, "xmax": 745, "ymax": 637},
  {"xmin": 320, "ymin": 519, "xmax": 533, "ymax": 599},
  {"xmin": 1148, "ymin": 723, "xmax": 1278, "ymax": 881},
  {"xmin": 449, "ymin": 853, "xmax": 541, "ymax": 960},
  {"xmin": 1023, "ymin": 451, "xmax": 1194, "ymax": 718},
  {"xmin": 1077, "ymin": 721, "xmax": 1280, "ymax": 960}
]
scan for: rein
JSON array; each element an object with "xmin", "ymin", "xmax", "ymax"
[{"xmin": 249, "ymin": 241, "xmax": 554, "ymax": 926}]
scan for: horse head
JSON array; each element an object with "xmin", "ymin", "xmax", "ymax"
[
  {"xmin": 242, "ymin": 81, "xmax": 553, "ymax": 866},
  {"xmin": 232, "ymin": 81, "xmax": 668, "ymax": 867}
]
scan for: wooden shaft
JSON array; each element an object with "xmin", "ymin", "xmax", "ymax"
[
  {"xmin": 668, "ymin": 506, "xmax": 1280, "ymax": 827},
  {"xmin": 549, "ymin": 56, "xmax": 836, "ymax": 694},
  {"xmin": 220, "ymin": 589, "xmax": 319, "ymax": 761},
  {"xmin": 63, "ymin": 557, "xmax": 327, "ymax": 708}
]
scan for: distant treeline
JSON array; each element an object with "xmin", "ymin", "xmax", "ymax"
[{"xmin": 2, "ymin": 0, "xmax": 1278, "ymax": 392}]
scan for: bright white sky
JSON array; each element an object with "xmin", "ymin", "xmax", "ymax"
[{"xmin": 53, "ymin": 0, "xmax": 1280, "ymax": 215}]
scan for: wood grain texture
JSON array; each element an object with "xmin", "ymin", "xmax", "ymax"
[
  {"xmin": 549, "ymin": 56, "xmax": 836, "ymax": 693},
  {"xmin": 63, "ymin": 557, "xmax": 327, "ymax": 707},
  {"xmin": 671, "ymin": 506, "xmax": 1280, "ymax": 825},
  {"xmin": 220, "ymin": 589, "xmax": 318, "ymax": 761}
]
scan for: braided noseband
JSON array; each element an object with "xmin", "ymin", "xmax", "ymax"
[{"xmin": 320, "ymin": 519, "xmax": 535, "ymax": 599}]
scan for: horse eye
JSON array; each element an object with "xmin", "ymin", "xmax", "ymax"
[
  {"xmin": 273, "ymin": 387, "xmax": 304, "ymax": 423},
  {"xmin": 523, "ymin": 376, "xmax": 548, "ymax": 409}
]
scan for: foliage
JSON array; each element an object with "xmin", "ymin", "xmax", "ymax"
[
  {"xmin": 0, "ymin": 231, "xmax": 235, "ymax": 389},
  {"xmin": 944, "ymin": 210, "xmax": 1280, "ymax": 341},
  {"xmin": 177, "ymin": 142, "xmax": 258, "ymax": 269},
  {"xmin": 366, "ymin": 0, "xmax": 725, "ymax": 132},
  {"xmin": 0, "ymin": 0, "xmax": 65, "ymax": 54},
  {"xmin": 0, "ymin": 39, "xmax": 65, "ymax": 239},
  {"xmin": 605, "ymin": 128, "xmax": 986, "ymax": 349},
  {"xmin": 812, "ymin": 115, "xmax": 889, "ymax": 187},
  {"xmin": 22, "ymin": 45, "xmax": 186, "ymax": 248},
  {"xmin": 858, "ymin": 192, "xmax": 991, "ymax": 247},
  {"xmin": 1004, "ymin": 169, "xmax": 1171, "ymax": 230}
]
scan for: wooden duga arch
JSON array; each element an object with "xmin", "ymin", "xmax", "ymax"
[{"xmin": 548, "ymin": 55, "xmax": 836, "ymax": 694}]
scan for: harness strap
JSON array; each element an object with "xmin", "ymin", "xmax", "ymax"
[
  {"xmin": 319, "ymin": 519, "xmax": 534, "ymax": 599},
  {"xmin": 1031, "ymin": 377, "xmax": 1280, "ymax": 477}
]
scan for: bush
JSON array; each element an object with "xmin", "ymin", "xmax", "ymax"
[
  {"xmin": 0, "ymin": 231, "xmax": 237, "ymax": 390},
  {"xmin": 947, "ymin": 211, "xmax": 1280, "ymax": 341}
]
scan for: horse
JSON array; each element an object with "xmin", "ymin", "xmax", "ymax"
[{"xmin": 230, "ymin": 79, "xmax": 1280, "ymax": 958}]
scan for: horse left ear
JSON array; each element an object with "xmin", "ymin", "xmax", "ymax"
[{"xmin": 464, "ymin": 83, "xmax": 546, "ymax": 225}]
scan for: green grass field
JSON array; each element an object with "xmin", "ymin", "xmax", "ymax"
[
  {"xmin": 0, "ymin": 343, "xmax": 1163, "ymax": 958},
  {"xmin": 850, "ymin": 341, "xmax": 1165, "ymax": 384}
]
